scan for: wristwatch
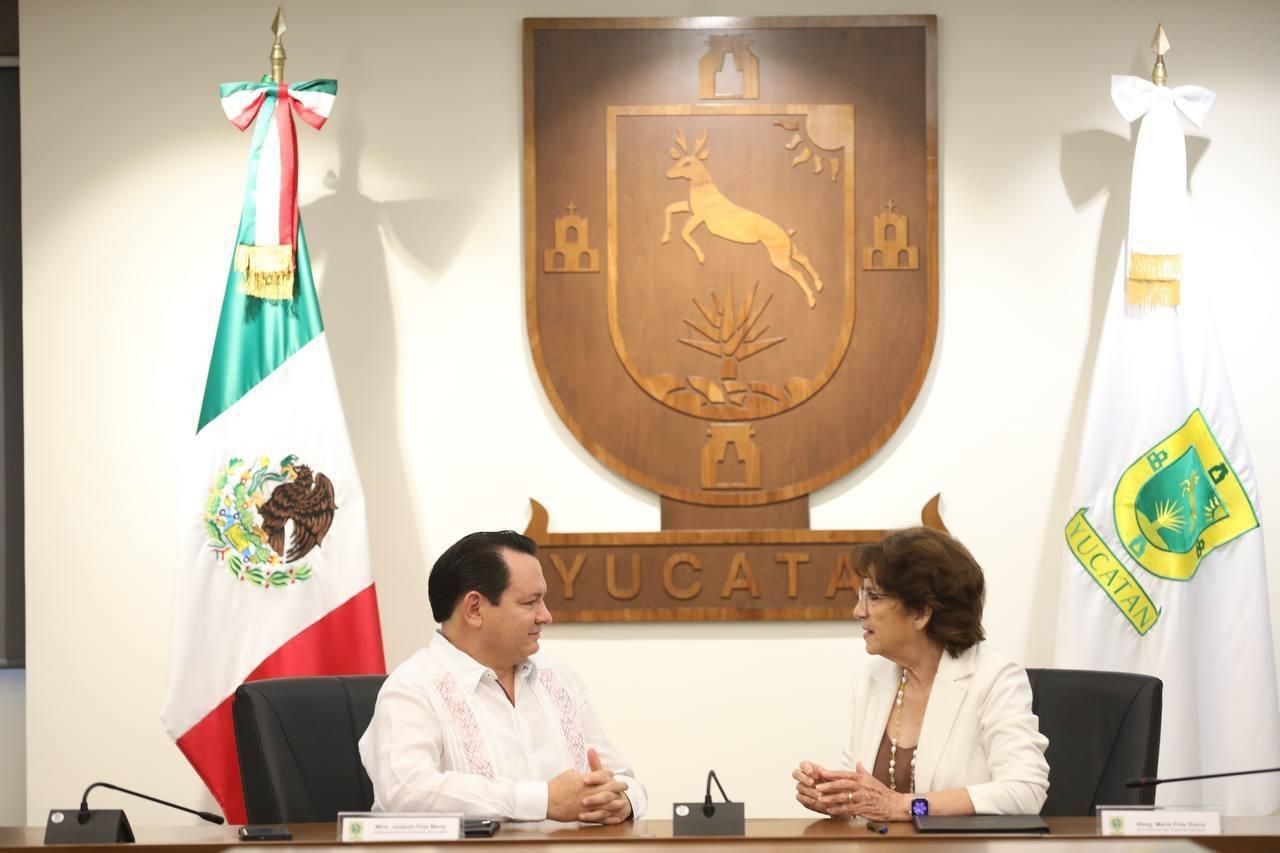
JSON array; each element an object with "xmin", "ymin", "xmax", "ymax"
[{"xmin": 911, "ymin": 797, "xmax": 929, "ymax": 817}]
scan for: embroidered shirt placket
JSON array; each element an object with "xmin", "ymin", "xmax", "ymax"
[
  {"xmin": 539, "ymin": 669, "xmax": 589, "ymax": 773},
  {"xmin": 433, "ymin": 672, "xmax": 496, "ymax": 780}
]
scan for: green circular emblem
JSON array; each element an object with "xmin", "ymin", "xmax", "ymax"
[
  {"xmin": 1113, "ymin": 410, "xmax": 1259, "ymax": 581},
  {"xmin": 204, "ymin": 455, "xmax": 315, "ymax": 589}
]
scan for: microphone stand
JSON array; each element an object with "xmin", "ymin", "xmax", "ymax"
[
  {"xmin": 79, "ymin": 782, "xmax": 225, "ymax": 825},
  {"xmin": 673, "ymin": 769, "xmax": 745, "ymax": 837},
  {"xmin": 45, "ymin": 780, "xmax": 225, "ymax": 845},
  {"xmin": 1126, "ymin": 767, "xmax": 1280, "ymax": 789},
  {"xmin": 703, "ymin": 770, "xmax": 732, "ymax": 816}
]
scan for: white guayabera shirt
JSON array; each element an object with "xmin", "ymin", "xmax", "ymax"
[{"xmin": 358, "ymin": 633, "xmax": 647, "ymax": 821}]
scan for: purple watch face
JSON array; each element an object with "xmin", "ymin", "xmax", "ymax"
[{"xmin": 911, "ymin": 798, "xmax": 929, "ymax": 816}]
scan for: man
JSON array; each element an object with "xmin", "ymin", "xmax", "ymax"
[{"xmin": 359, "ymin": 530, "xmax": 645, "ymax": 823}]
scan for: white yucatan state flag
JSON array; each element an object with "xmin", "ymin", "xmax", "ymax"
[
  {"xmin": 1056, "ymin": 74, "xmax": 1280, "ymax": 813},
  {"xmin": 163, "ymin": 76, "xmax": 385, "ymax": 823}
]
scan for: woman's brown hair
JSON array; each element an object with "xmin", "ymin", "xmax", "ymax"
[{"xmin": 855, "ymin": 527, "xmax": 986, "ymax": 656}]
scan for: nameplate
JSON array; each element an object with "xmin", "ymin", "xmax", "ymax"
[
  {"xmin": 337, "ymin": 812, "xmax": 462, "ymax": 842},
  {"xmin": 1097, "ymin": 806, "xmax": 1221, "ymax": 836}
]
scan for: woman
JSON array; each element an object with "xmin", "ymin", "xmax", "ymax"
[{"xmin": 793, "ymin": 527, "xmax": 1049, "ymax": 820}]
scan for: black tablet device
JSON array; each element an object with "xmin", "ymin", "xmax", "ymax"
[{"xmin": 913, "ymin": 815, "xmax": 1049, "ymax": 833}]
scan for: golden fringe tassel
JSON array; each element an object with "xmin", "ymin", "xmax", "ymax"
[
  {"xmin": 1129, "ymin": 252, "xmax": 1181, "ymax": 281},
  {"xmin": 1126, "ymin": 278, "xmax": 1180, "ymax": 307},
  {"xmin": 234, "ymin": 244, "xmax": 295, "ymax": 301},
  {"xmin": 1126, "ymin": 253, "xmax": 1181, "ymax": 307}
]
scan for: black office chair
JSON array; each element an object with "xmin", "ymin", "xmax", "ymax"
[
  {"xmin": 232, "ymin": 674, "xmax": 388, "ymax": 823},
  {"xmin": 1026, "ymin": 668, "xmax": 1162, "ymax": 816}
]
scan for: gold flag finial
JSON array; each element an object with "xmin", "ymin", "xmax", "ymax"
[
  {"xmin": 269, "ymin": 7, "xmax": 287, "ymax": 83},
  {"xmin": 1151, "ymin": 23, "xmax": 1170, "ymax": 87}
]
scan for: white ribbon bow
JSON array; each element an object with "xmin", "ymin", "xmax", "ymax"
[{"xmin": 1111, "ymin": 75, "xmax": 1215, "ymax": 130}]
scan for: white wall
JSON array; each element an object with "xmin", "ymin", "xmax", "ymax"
[{"xmin": 16, "ymin": 0, "xmax": 1280, "ymax": 826}]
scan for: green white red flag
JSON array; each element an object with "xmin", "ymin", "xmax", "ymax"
[{"xmin": 162, "ymin": 76, "xmax": 385, "ymax": 822}]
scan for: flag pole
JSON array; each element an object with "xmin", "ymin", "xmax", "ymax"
[
  {"xmin": 1151, "ymin": 23, "xmax": 1169, "ymax": 87},
  {"xmin": 270, "ymin": 7, "xmax": 287, "ymax": 84}
]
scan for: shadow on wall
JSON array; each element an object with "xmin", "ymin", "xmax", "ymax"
[
  {"xmin": 301, "ymin": 101, "xmax": 476, "ymax": 661},
  {"xmin": 1028, "ymin": 122, "xmax": 1209, "ymax": 666}
]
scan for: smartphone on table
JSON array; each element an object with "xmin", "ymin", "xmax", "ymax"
[
  {"xmin": 238, "ymin": 825, "xmax": 293, "ymax": 842},
  {"xmin": 463, "ymin": 818, "xmax": 500, "ymax": 838}
]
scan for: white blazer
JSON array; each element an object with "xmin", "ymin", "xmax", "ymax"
[{"xmin": 842, "ymin": 643, "xmax": 1049, "ymax": 814}]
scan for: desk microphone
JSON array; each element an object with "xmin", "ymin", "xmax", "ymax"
[
  {"xmin": 672, "ymin": 769, "xmax": 745, "ymax": 837},
  {"xmin": 45, "ymin": 781, "xmax": 224, "ymax": 845},
  {"xmin": 1126, "ymin": 767, "xmax": 1280, "ymax": 788},
  {"xmin": 703, "ymin": 770, "xmax": 731, "ymax": 817}
]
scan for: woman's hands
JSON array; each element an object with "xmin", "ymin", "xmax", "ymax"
[
  {"xmin": 793, "ymin": 761, "xmax": 912, "ymax": 822},
  {"xmin": 792, "ymin": 761, "xmax": 834, "ymax": 815}
]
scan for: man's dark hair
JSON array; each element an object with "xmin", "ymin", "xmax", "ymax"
[{"xmin": 428, "ymin": 530, "xmax": 539, "ymax": 623}]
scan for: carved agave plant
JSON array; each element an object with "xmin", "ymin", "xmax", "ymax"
[{"xmin": 679, "ymin": 281, "xmax": 785, "ymax": 406}]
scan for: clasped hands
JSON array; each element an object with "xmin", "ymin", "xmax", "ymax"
[
  {"xmin": 548, "ymin": 747, "xmax": 633, "ymax": 824},
  {"xmin": 792, "ymin": 760, "xmax": 910, "ymax": 822}
]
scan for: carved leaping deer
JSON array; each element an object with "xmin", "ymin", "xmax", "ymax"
[{"xmin": 662, "ymin": 128, "xmax": 823, "ymax": 308}]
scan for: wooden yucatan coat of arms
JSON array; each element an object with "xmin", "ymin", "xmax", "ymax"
[{"xmin": 524, "ymin": 16, "xmax": 941, "ymax": 621}]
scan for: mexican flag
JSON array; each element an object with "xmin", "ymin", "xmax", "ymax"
[
  {"xmin": 162, "ymin": 77, "xmax": 385, "ymax": 823},
  {"xmin": 1055, "ymin": 75, "xmax": 1280, "ymax": 813}
]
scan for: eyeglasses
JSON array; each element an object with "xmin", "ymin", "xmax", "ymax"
[{"xmin": 857, "ymin": 587, "xmax": 897, "ymax": 607}]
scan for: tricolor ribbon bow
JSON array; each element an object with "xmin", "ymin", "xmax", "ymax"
[
  {"xmin": 219, "ymin": 78, "xmax": 337, "ymax": 300},
  {"xmin": 1111, "ymin": 75, "xmax": 1215, "ymax": 130}
]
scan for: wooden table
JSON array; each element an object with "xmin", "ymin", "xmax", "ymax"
[{"xmin": 3, "ymin": 817, "xmax": 1279, "ymax": 851}]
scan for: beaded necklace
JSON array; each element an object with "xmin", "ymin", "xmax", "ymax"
[{"xmin": 888, "ymin": 669, "xmax": 917, "ymax": 793}]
